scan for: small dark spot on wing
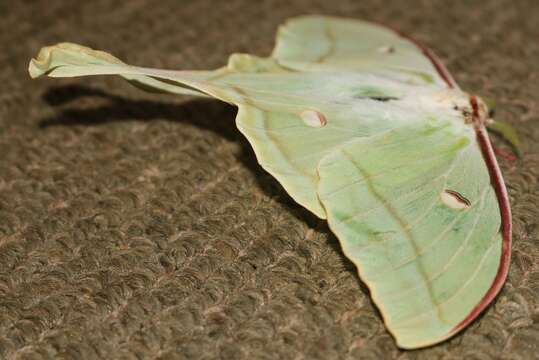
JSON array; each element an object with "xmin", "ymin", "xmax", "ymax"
[
  {"xmin": 354, "ymin": 96, "xmax": 400, "ymax": 102},
  {"xmin": 378, "ymin": 45, "xmax": 396, "ymax": 54},
  {"xmin": 369, "ymin": 96, "xmax": 399, "ymax": 102}
]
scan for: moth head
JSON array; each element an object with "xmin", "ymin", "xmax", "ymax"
[
  {"xmin": 474, "ymin": 96, "xmax": 490, "ymax": 120},
  {"xmin": 442, "ymin": 92, "xmax": 491, "ymax": 124}
]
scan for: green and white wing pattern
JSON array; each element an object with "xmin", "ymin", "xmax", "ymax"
[
  {"xmin": 29, "ymin": 15, "xmax": 510, "ymax": 349},
  {"xmin": 273, "ymin": 15, "xmax": 455, "ymax": 88},
  {"xmin": 318, "ymin": 120, "xmax": 502, "ymax": 348},
  {"xmin": 28, "ymin": 43, "xmax": 214, "ymax": 97},
  {"xmin": 233, "ymin": 88, "xmax": 427, "ymax": 218},
  {"xmin": 29, "ymin": 42, "xmax": 437, "ymax": 218}
]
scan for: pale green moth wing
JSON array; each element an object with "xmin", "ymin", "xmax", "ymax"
[
  {"xmin": 29, "ymin": 42, "xmax": 441, "ymax": 218},
  {"xmin": 272, "ymin": 15, "xmax": 456, "ymax": 88},
  {"xmin": 28, "ymin": 15, "xmax": 511, "ymax": 349},
  {"xmin": 318, "ymin": 120, "xmax": 502, "ymax": 348}
]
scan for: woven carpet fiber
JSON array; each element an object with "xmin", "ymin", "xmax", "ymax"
[{"xmin": 1, "ymin": 1, "xmax": 538, "ymax": 359}]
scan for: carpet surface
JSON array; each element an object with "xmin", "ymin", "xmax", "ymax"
[{"xmin": 1, "ymin": 1, "xmax": 538, "ymax": 359}]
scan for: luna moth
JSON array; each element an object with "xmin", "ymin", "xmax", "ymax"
[{"xmin": 28, "ymin": 15, "xmax": 512, "ymax": 349}]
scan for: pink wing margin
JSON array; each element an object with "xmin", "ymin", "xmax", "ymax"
[
  {"xmin": 452, "ymin": 96, "xmax": 512, "ymax": 335},
  {"xmin": 393, "ymin": 26, "xmax": 512, "ymax": 339}
]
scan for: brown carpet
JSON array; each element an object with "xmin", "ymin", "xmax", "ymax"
[{"xmin": 1, "ymin": 1, "xmax": 538, "ymax": 359}]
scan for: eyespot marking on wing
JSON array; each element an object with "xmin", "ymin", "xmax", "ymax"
[
  {"xmin": 378, "ymin": 45, "xmax": 395, "ymax": 54},
  {"xmin": 301, "ymin": 110, "xmax": 327, "ymax": 128},
  {"xmin": 440, "ymin": 189, "xmax": 471, "ymax": 209}
]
